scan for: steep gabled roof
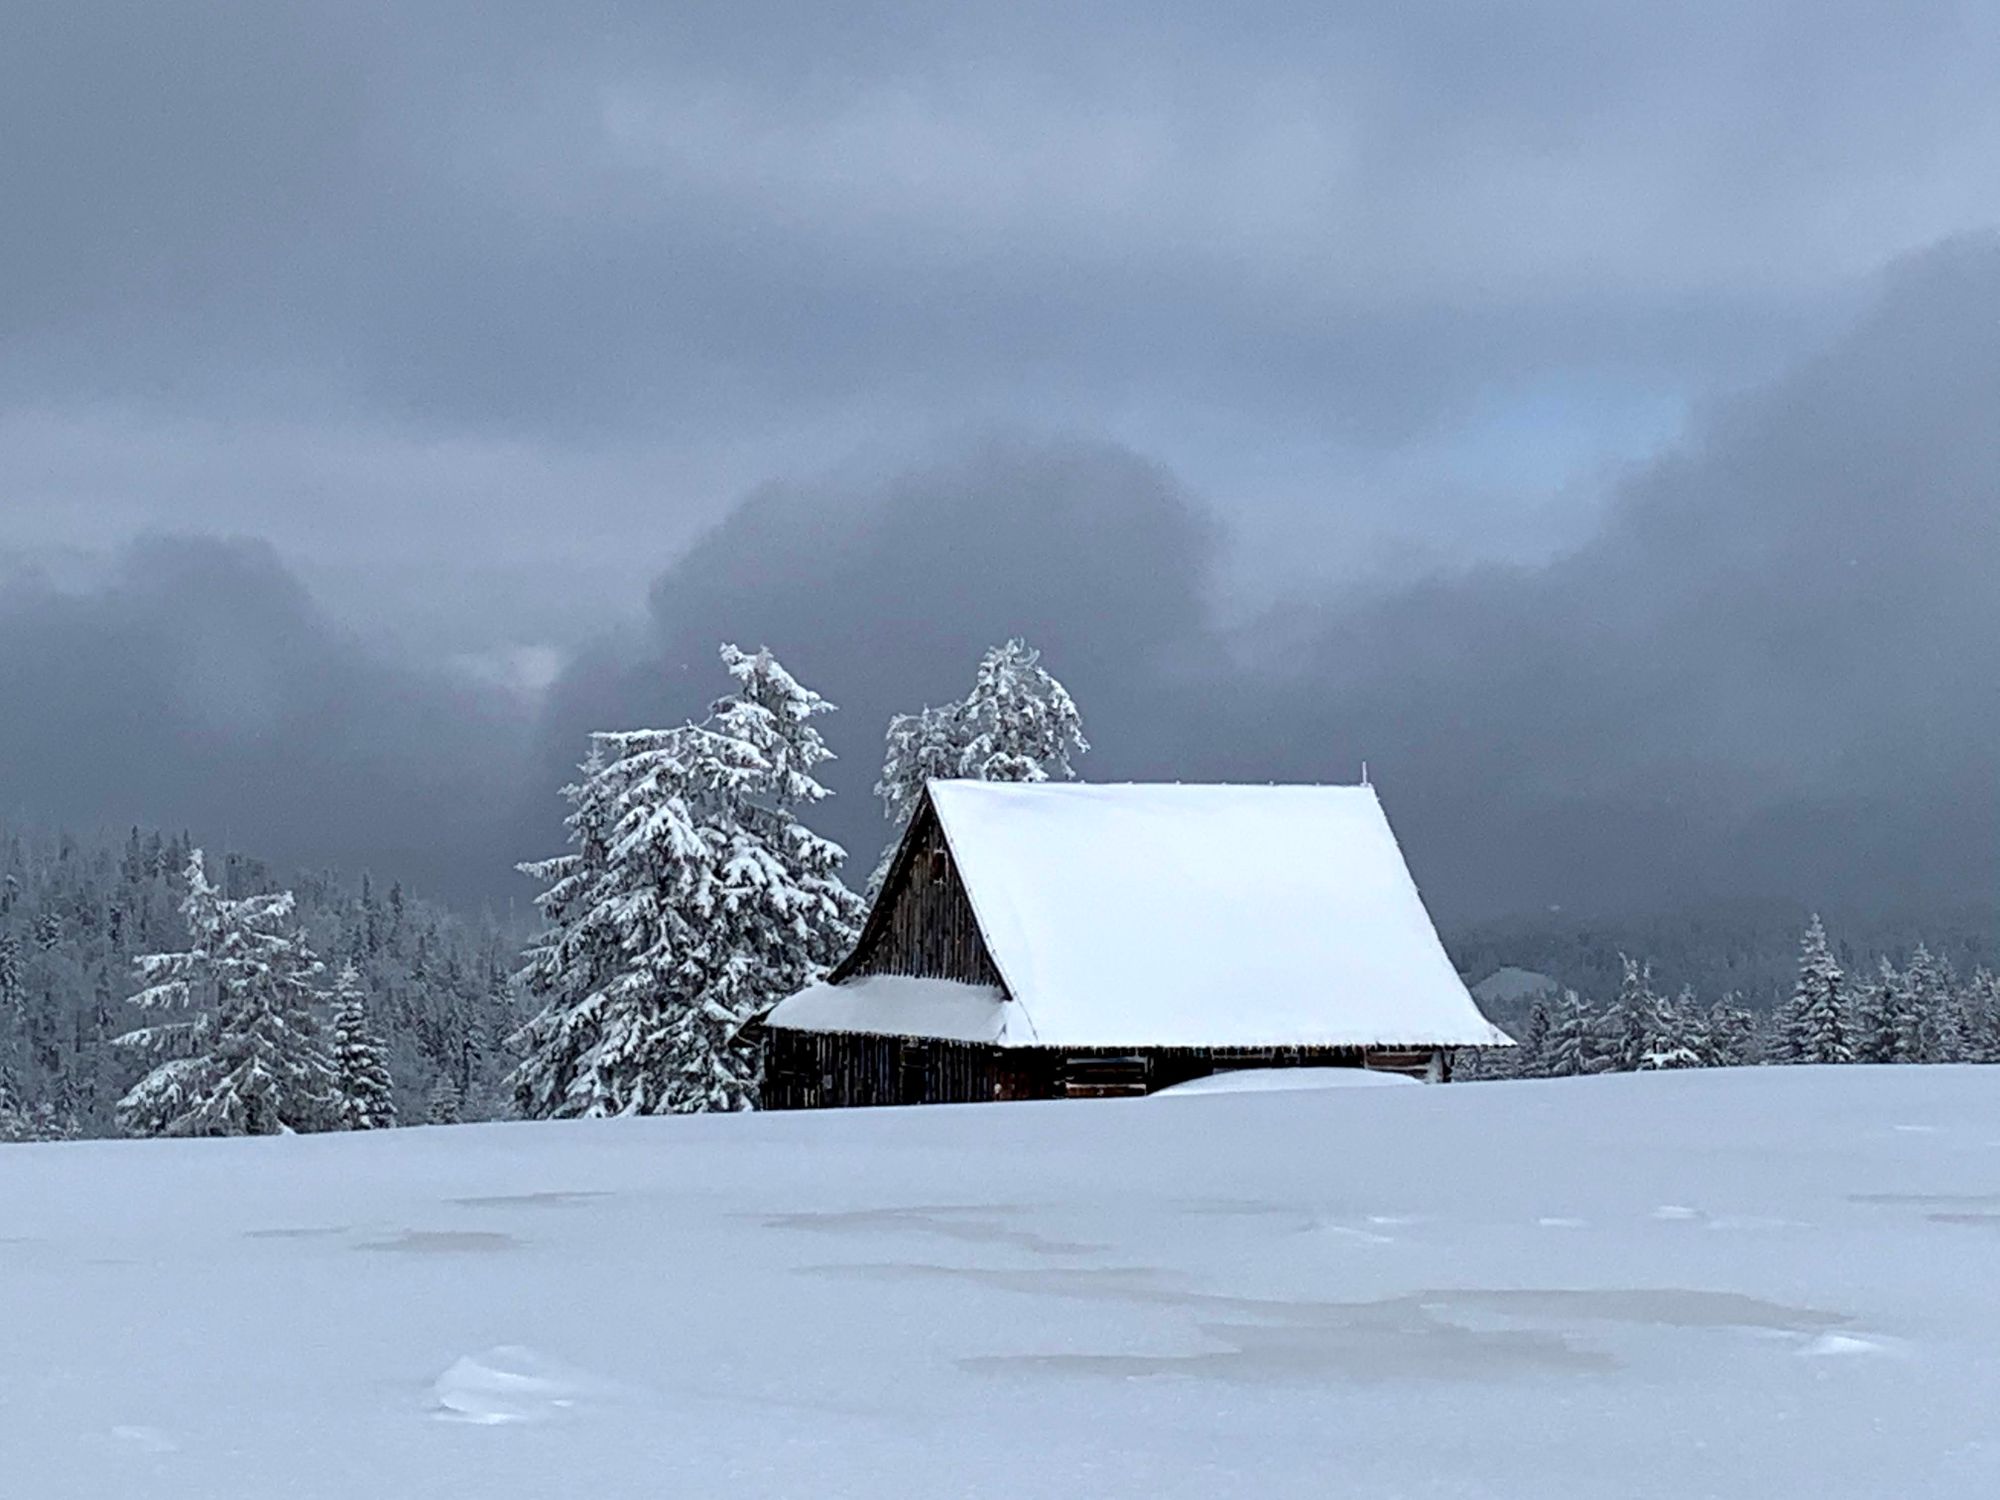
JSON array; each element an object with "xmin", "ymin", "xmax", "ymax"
[
  {"xmin": 773, "ymin": 781, "xmax": 1512, "ymax": 1051},
  {"xmin": 929, "ymin": 781, "xmax": 1508, "ymax": 1049}
]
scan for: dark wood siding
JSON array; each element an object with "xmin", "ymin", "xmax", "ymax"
[
  {"xmin": 761, "ymin": 1033, "xmax": 1450, "ymax": 1109},
  {"xmin": 838, "ymin": 804, "xmax": 1002, "ymax": 987},
  {"xmin": 763, "ymin": 1028, "xmax": 998, "ymax": 1109}
]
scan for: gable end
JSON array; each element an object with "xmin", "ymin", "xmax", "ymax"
[{"xmin": 832, "ymin": 795, "xmax": 1004, "ymax": 989}]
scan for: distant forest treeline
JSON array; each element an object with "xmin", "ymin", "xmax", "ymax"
[
  {"xmin": 0, "ymin": 821, "xmax": 523, "ymax": 1139},
  {"xmin": 1445, "ymin": 901, "xmax": 1998, "ymax": 1015}
]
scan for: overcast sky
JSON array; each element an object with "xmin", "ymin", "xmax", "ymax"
[{"xmin": 3, "ymin": 2, "xmax": 1996, "ymax": 919}]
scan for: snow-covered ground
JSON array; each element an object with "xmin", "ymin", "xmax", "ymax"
[{"xmin": 5, "ymin": 1067, "xmax": 1998, "ymax": 1498}]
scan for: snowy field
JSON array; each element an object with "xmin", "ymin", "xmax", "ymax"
[{"xmin": 5, "ymin": 1068, "xmax": 1998, "ymax": 1499}]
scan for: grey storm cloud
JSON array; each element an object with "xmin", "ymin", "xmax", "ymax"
[
  {"xmin": 541, "ymin": 241, "xmax": 2000, "ymax": 919},
  {"xmin": 11, "ymin": 3, "xmax": 1992, "ymax": 436},
  {"xmin": 1235, "ymin": 239, "xmax": 2000, "ymax": 915},
  {"xmin": 0, "ymin": 241, "xmax": 1993, "ymax": 920},
  {"xmin": 0, "ymin": 537, "xmax": 534, "ymax": 902},
  {"xmin": 6, "ymin": 3, "xmax": 1999, "ymax": 618},
  {"xmin": 1, "ymin": 5, "xmax": 1997, "ymax": 919}
]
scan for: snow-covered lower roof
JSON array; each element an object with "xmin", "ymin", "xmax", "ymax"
[
  {"xmin": 912, "ymin": 781, "xmax": 1511, "ymax": 1051},
  {"xmin": 766, "ymin": 975, "xmax": 1023, "ymax": 1045}
]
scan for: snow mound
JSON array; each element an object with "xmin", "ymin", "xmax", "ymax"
[
  {"xmin": 1800, "ymin": 1332, "xmax": 1902, "ymax": 1359},
  {"xmin": 432, "ymin": 1346, "xmax": 596, "ymax": 1425},
  {"xmin": 1152, "ymin": 1067, "xmax": 1421, "ymax": 1096}
]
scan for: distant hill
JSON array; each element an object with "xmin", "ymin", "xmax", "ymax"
[{"xmin": 1470, "ymin": 967, "xmax": 1558, "ymax": 1007}]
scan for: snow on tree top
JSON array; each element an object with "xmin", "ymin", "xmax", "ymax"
[{"xmin": 816, "ymin": 780, "xmax": 1510, "ymax": 1052}]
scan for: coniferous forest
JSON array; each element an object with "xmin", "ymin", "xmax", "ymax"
[{"xmin": 0, "ymin": 826, "xmax": 520, "ymax": 1141}]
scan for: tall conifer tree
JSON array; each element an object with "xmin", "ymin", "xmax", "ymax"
[
  {"xmin": 329, "ymin": 965, "xmax": 397, "ymax": 1129},
  {"xmin": 117, "ymin": 851, "xmax": 336, "ymax": 1136},
  {"xmin": 511, "ymin": 646, "xmax": 863, "ymax": 1117},
  {"xmin": 872, "ymin": 638, "xmax": 1087, "ymax": 889},
  {"xmin": 1783, "ymin": 915, "xmax": 1852, "ymax": 1065}
]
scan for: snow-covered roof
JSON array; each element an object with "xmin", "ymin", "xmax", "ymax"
[
  {"xmin": 807, "ymin": 781, "xmax": 1511, "ymax": 1052},
  {"xmin": 766, "ymin": 975, "xmax": 1024, "ymax": 1045}
]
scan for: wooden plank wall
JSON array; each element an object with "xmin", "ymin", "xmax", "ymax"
[
  {"xmin": 844, "ymin": 808, "xmax": 1003, "ymax": 987},
  {"xmin": 762, "ymin": 1028, "xmax": 998, "ymax": 1109},
  {"xmin": 761, "ymin": 1034, "xmax": 1448, "ymax": 1109}
]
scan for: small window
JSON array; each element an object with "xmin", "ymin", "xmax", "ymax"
[{"xmin": 928, "ymin": 848, "xmax": 949, "ymax": 880}]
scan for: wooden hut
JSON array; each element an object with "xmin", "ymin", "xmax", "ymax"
[{"xmin": 761, "ymin": 781, "xmax": 1511, "ymax": 1108}]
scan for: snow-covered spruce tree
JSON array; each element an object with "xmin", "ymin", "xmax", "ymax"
[
  {"xmin": 1641, "ymin": 985, "xmax": 1706, "ymax": 1070},
  {"xmin": 1898, "ymin": 944, "xmax": 1965, "ymax": 1062},
  {"xmin": 1604, "ymin": 955, "xmax": 1665, "ymax": 1072},
  {"xmin": 510, "ymin": 646, "xmax": 864, "ymax": 1118},
  {"xmin": 1544, "ymin": 990, "xmax": 1610, "ymax": 1077},
  {"xmin": 508, "ymin": 741, "xmax": 624, "ymax": 1119},
  {"xmin": 870, "ymin": 637, "xmax": 1086, "ymax": 889},
  {"xmin": 0, "ymin": 1072, "xmax": 25, "ymax": 1142},
  {"xmin": 510, "ymin": 725, "xmax": 721, "ymax": 1117},
  {"xmin": 1852, "ymin": 959, "xmax": 1905, "ymax": 1064},
  {"xmin": 427, "ymin": 1073, "xmax": 462, "ymax": 1125},
  {"xmin": 957, "ymin": 638, "xmax": 1089, "ymax": 783},
  {"xmin": 0, "ymin": 931, "xmax": 20, "ymax": 1026},
  {"xmin": 1781, "ymin": 914, "xmax": 1851, "ymax": 1065},
  {"xmin": 1706, "ymin": 995, "xmax": 1760, "ymax": 1067},
  {"xmin": 0, "ymin": 1070, "xmax": 77, "ymax": 1142},
  {"xmin": 678, "ymin": 645, "xmax": 868, "ymax": 1108},
  {"xmin": 1508, "ymin": 996, "xmax": 1552, "ymax": 1079},
  {"xmin": 329, "ymin": 966, "xmax": 397, "ymax": 1129},
  {"xmin": 867, "ymin": 702, "xmax": 967, "ymax": 893},
  {"xmin": 1891, "ymin": 945, "xmax": 1942, "ymax": 1062},
  {"xmin": 116, "ymin": 850, "xmax": 337, "ymax": 1136},
  {"xmin": 1934, "ymin": 984, "xmax": 1970, "ymax": 1064},
  {"xmin": 873, "ymin": 704, "xmax": 967, "ymax": 841},
  {"xmin": 1962, "ymin": 969, "xmax": 2000, "ymax": 1064}
]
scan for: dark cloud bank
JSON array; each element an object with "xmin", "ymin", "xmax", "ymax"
[
  {"xmin": 4, "ymin": 242, "xmax": 1995, "ymax": 922},
  {"xmin": 0, "ymin": 538, "xmax": 534, "ymax": 900}
]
